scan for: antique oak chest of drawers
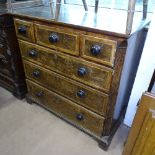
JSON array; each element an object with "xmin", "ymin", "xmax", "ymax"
[
  {"xmin": 0, "ymin": 15, "xmax": 26, "ymax": 98},
  {"xmin": 14, "ymin": 17, "xmax": 127, "ymax": 149}
]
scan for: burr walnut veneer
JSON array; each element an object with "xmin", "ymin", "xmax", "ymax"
[{"xmin": 14, "ymin": 17, "xmax": 127, "ymax": 149}]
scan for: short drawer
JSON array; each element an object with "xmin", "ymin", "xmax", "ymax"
[
  {"xmin": 19, "ymin": 40, "xmax": 113, "ymax": 92},
  {"xmin": 81, "ymin": 34, "xmax": 117, "ymax": 67},
  {"xmin": 26, "ymin": 79, "xmax": 105, "ymax": 136},
  {"xmin": 24, "ymin": 60, "xmax": 109, "ymax": 116},
  {"xmin": 35, "ymin": 24, "xmax": 80, "ymax": 56},
  {"xmin": 14, "ymin": 18, "xmax": 34, "ymax": 42}
]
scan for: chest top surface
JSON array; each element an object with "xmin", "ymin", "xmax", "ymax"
[{"xmin": 2, "ymin": 3, "xmax": 152, "ymax": 38}]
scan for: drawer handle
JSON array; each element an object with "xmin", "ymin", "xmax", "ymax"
[
  {"xmin": 35, "ymin": 91, "xmax": 44, "ymax": 97},
  {"xmin": 78, "ymin": 67, "xmax": 87, "ymax": 76},
  {"xmin": 77, "ymin": 90, "xmax": 86, "ymax": 98},
  {"xmin": 49, "ymin": 33, "xmax": 59, "ymax": 43},
  {"xmin": 29, "ymin": 50, "xmax": 37, "ymax": 57},
  {"xmin": 33, "ymin": 70, "xmax": 40, "ymax": 78},
  {"xmin": 18, "ymin": 26, "xmax": 27, "ymax": 34},
  {"xmin": 76, "ymin": 114, "xmax": 84, "ymax": 121},
  {"xmin": 91, "ymin": 45, "xmax": 101, "ymax": 56}
]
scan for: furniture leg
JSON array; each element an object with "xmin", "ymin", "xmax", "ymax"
[
  {"xmin": 82, "ymin": 0, "xmax": 88, "ymax": 11},
  {"xmin": 95, "ymin": 0, "xmax": 99, "ymax": 13}
]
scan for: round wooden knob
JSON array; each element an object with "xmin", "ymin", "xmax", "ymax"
[
  {"xmin": 33, "ymin": 70, "xmax": 40, "ymax": 78},
  {"xmin": 77, "ymin": 90, "xmax": 86, "ymax": 98},
  {"xmin": 18, "ymin": 26, "xmax": 27, "ymax": 34},
  {"xmin": 77, "ymin": 67, "xmax": 87, "ymax": 76},
  {"xmin": 35, "ymin": 91, "xmax": 43, "ymax": 97},
  {"xmin": 49, "ymin": 33, "xmax": 59, "ymax": 43},
  {"xmin": 91, "ymin": 45, "xmax": 101, "ymax": 56},
  {"xmin": 76, "ymin": 114, "xmax": 84, "ymax": 121},
  {"xmin": 29, "ymin": 50, "xmax": 37, "ymax": 57}
]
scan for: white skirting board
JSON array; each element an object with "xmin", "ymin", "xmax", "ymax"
[{"xmin": 124, "ymin": 11, "xmax": 155, "ymax": 127}]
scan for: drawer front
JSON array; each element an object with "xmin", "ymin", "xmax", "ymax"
[
  {"xmin": 35, "ymin": 24, "xmax": 79, "ymax": 56},
  {"xmin": 14, "ymin": 18, "xmax": 34, "ymax": 42},
  {"xmin": 24, "ymin": 60, "xmax": 109, "ymax": 116},
  {"xmin": 26, "ymin": 79, "xmax": 104, "ymax": 136},
  {"xmin": 81, "ymin": 35, "xmax": 117, "ymax": 67},
  {"xmin": 19, "ymin": 40, "xmax": 113, "ymax": 92}
]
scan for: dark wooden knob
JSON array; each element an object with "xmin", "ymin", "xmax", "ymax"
[
  {"xmin": 49, "ymin": 33, "xmax": 59, "ymax": 43},
  {"xmin": 29, "ymin": 50, "xmax": 37, "ymax": 57},
  {"xmin": 35, "ymin": 91, "xmax": 43, "ymax": 97},
  {"xmin": 18, "ymin": 26, "xmax": 27, "ymax": 34},
  {"xmin": 77, "ymin": 90, "xmax": 86, "ymax": 98},
  {"xmin": 78, "ymin": 67, "xmax": 87, "ymax": 76},
  {"xmin": 33, "ymin": 70, "xmax": 40, "ymax": 77},
  {"xmin": 76, "ymin": 114, "xmax": 84, "ymax": 121},
  {"xmin": 91, "ymin": 45, "xmax": 101, "ymax": 56}
]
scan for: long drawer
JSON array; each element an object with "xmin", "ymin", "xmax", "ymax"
[
  {"xmin": 23, "ymin": 60, "xmax": 109, "ymax": 116},
  {"xmin": 19, "ymin": 40, "xmax": 113, "ymax": 92},
  {"xmin": 26, "ymin": 79, "xmax": 105, "ymax": 136}
]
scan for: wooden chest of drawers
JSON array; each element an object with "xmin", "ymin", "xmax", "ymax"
[
  {"xmin": 0, "ymin": 15, "xmax": 26, "ymax": 98},
  {"xmin": 14, "ymin": 17, "xmax": 127, "ymax": 149}
]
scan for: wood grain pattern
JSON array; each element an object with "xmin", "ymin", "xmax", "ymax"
[
  {"xmin": 131, "ymin": 111, "xmax": 155, "ymax": 155},
  {"xmin": 35, "ymin": 23, "xmax": 80, "ymax": 56},
  {"xmin": 123, "ymin": 93, "xmax": 155, "ymax": 155},
  {"xmin": 100, "ymin": 41, "xmax": 127, "ymax": 136},
  {"xmin": 23, "ymin": 60, "xmax": 110, "ymax": 116},
  {"xmin": 81, "ymin": 34, "xmax": 117, "ymax": 67},
  {"xmin": 8, "ymin": 4, "xmax": 145, "ymax": 37},
  {"xmin": 19, "ymin": 40, "xmax": 113, "ymax": 92},
  {"xmin": 13, "ymin": 16, "xmax": 129, "ymax": 148},
  {"xmin": 26, "ymin": 79, "xmax": 105, "ymax": 137},
  {"xmin": 14, "ymin": 18, "xmax": 35, "ymax": 42}
]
